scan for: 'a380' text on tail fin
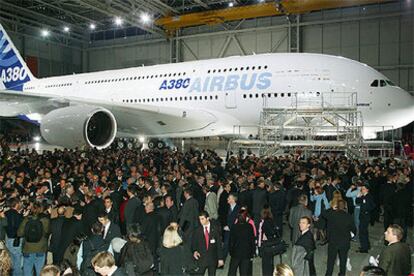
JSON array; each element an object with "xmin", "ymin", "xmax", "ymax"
[{"xmin": 0, "ymin": 23, "xmax": 35, "ymax": 91}]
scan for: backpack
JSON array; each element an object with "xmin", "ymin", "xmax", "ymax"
[
  {"xmin": 24, "ymin": 217, "xmax": 43, "ymax": 243},
  {"xmin": 120, "ymin": 241, "xmax": 154, "ymax": 275}
]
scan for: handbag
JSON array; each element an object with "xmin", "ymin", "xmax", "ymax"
[{"xmin": 259, "ymin": 238, "xmax": 287, "ymax": 257}]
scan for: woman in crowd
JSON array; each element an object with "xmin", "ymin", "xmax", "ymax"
[
  {"xmin": 119, "ymin": 224, "xmax": 154, "ymax": 276},
  {"xmin": 258, "ymin": 206, "xmax": 278, "ymax": 276},
  {"xmin": 273, "ymin": 263, "xmax": 294, "ymax": 276},
  {"xmin": 158, "ymin": 223, "xmax": 194, "ymax": 275},
  {"xmin": 0, "ymin": 240, "xmax": 12, "ymax": 275},
  {"xmin": 346, "ymin": 180, "xmax": 362, "ymax": 240},
  {"xmin": 310, "ymin": 182, "xmax": 330, "ymax": 244},
  {"xmin": 228, "ymin": 210, "xmax": 255, "ymax": 276}
]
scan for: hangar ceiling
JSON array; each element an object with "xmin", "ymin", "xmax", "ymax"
[{"xmin": 0, "ymin": 0, "xmax": 395, "ymax": 44}]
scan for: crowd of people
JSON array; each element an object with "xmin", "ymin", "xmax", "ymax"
[{"xmin": 0, "ymin": 143, "xmax": 412, "ymax": 276}]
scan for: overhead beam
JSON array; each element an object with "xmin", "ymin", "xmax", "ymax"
[
  {"xmin": 0, "ymin": 0, "xmax": 85, "ymax": 35},
  {"xmin": 0, "ymin": 14, "xmax": 85, "ymax": 44},
  {"xmin": 31, "ymin": 0, "xmax": 98, "ymax": 24},
  {"xmin": 151, "ymin": 0, "xmax": 179, "ymax": 14},
  {"xmin": 193, "ymin": 0, "xmax": 209, "ymax": 9},
  {"xmin": 156, "ymin": 0, "xmax": 395, "ymax": 31}
]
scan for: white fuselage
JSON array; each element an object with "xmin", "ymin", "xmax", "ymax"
[{"xmin": 22, "ymin": 53, "xmax": 414, "ymax": 139}]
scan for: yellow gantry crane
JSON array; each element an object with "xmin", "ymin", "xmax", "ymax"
[{"xmin": 155, "ymin": 0, "xmax": 394, "ymax": 34}]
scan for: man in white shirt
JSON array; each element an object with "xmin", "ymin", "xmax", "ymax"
[{"xmin": 98, "ymin": 213, "xmax": 121, "ymax": 244}]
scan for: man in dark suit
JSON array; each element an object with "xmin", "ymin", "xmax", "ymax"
[
  {"xmin": 191, "ymin": 211, "xmax": 224, "ymax": 276},
  {"xmin": 57, "ymin": 207, "xmax": 85, "ymax": 265},
  {"xmin": 268, "ymin": 183, "xmax": 286, "ymax": 237},
  {"xmin": 98, "ymin": 213, "xmax": 122, "ymax": 245},
  {"xmin": 228, "ymin": 211, "xmax": 255, "ymax": 276},
  {"xmin": 104, "ymin": 196, "xmax": 120, "ymax": 226},
  {"xmin": 82, "ymin": 193, "xmax": 105, "ymax": 236},
  {"xmin": 141, "ymin": 201, "xmax": 161, "ymax": 272},
  {"xmin": 379, "ymin": 224, "xmax": 411, "ymax": 276},
  {"xmin": 223, "ymin": 193, "xmax": 240, "ymax": 260},
  {"xmin": 179, "ymin": 188, "xmax": 199, "ymax": 243},
  {"xmin": 356, "ymin": 183, "xmax": 375, "ymax": 253},
  {"xmin": 124, "ymin": 185, "xmax": 141, "ymax": 227},
  {"xmin": 49, "ymin": 206, "xmax": 66, "ymax": 265},
  {"xmin": 323, "ymin": 199, "xmax": 356, "ymax": 276},
  {"xmin": 164, "ymin": 194, "xmax": 178, "ymax": 222},
  {"xmin": 154, "ymin": 196, "xmax": 172, "ymax": 232},
  {"xmin": 252, "ymin": 180, "xmax": 268, "ymax": 228}
]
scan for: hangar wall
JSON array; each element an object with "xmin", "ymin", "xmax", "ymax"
[
  {"xmin": 8, "ymin": 32, "xmax": 82, "ymax": 78},
  {"xmin": 86, "ymin": 1, "xmax": 413, "ymax": 92}
]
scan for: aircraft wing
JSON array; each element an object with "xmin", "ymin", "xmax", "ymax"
[{"xmin": 0, "ymin": 90, "xmax": 219, "ymax": 136}]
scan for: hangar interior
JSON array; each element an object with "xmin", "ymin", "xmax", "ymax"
[{"xmin": 0, "ymin": 0, "xmax": 413, "ymax": 156}]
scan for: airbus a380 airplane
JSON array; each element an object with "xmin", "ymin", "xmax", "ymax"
[{"xmin": 0, "ymin": 24, "xmax": 413, "ymax": 149}]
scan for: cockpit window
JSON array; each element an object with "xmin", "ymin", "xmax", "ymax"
[
  {"xmin": 385, "ymin": 80, "xmax": 395, "ymax": 86},
  {"xmin": 380, "ymin": 80, "xmax": 386, "ymax": 87},
  {"xmin": 370, "ymin": 80, "xmax": 378, "ymax": 87}
]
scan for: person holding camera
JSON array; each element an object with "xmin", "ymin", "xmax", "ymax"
[{"xmin": 17, "ymin": 201, "xmax": 50, "ymax": 276}]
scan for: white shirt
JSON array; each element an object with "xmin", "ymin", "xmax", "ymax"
[
  {"xmin": 204, "ymin": 223, "xmax": 211, "ymax": 234},
  {"xmin": 103, "ymin": 221, "xmax": 111, "ymax": 239}
]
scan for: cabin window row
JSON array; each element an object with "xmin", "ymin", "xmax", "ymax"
[
  {"xmin": 45, "ymin": 83, "xmax": 72, "ymax": 88},
  {"xmin": 243, "ymin": 92, "xmax": 292, "ymax": 99},
  {"xmin": 208, "ymin": 65, "xmax": 268, "ymax": 74},
  {"xmin": 122, "ymin": 95, "xmax": 219, "ymax": 103},
  {"xmin": 85, "ymin": 72, "xmax": 187, "ymax": 85}
]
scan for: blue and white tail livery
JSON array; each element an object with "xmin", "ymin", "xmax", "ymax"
[{"xmin": 0, "ymin": 24, "xmax": 34, "ymax": 91}]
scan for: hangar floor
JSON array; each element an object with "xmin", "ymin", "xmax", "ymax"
[{"xmin": 217, "ymin": 220, "xmax": 414, "ymax": 276}]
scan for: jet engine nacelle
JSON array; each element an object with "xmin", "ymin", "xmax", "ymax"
[{"xmin": 40, "ymin": 105, "xmax": 117, "ymax": 149}]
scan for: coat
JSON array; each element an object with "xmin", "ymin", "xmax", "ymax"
[
  {"xmin": 49, "ymin": 216, "xmax": 65, "ymax": 257},
  {"xmin": 179, "ymin": 197, "xmax": 199, "ymax": 233},
  {"xmin": 289, "ymin": 204, "xmax": 313, "ymax": 242},
  {"xmin": 158, "ymin": 245, "xmax": 194, "ymax": 275},
  {"xmin": 292, "ymin": 245, "xmax": 309, "ymax": 276},
  {"xmin": 322, "ymin": 209, "xmax": 356, "ymax": 248},
  {"xmin": 204, "ymin": 192, "xmax": 218, "ymax": 220},
  {"xmin": 379, "ymin": 242, "xmax": 411, "ymax": 276},
  {"xmin": 252, "ymin": 188, "xmax": 267, "ymax": 215},
  {"xmin": 191, "ymin": 221, "xmax": 223, "ymax": 268},
  {"xmin": 124, "ymin": 196, "xmax": 141, "ymax": 226},
  {"xmin": 229, "ymin": 222, "xmax": 255, "ymax": 259},
  {"xmin": 293, "ymin": 230, "xmax": 315, "ymax": 276},
  {"xmin": 103, "ymin": 222, "xmax": 122, "ymax": 244},
  {"xmin": 141, "ymin": 211, "xmax": 161, "ymax": 253},
  {"xmin": 17, "ymin": 215, "xmax": 50, "ymax": 253}
]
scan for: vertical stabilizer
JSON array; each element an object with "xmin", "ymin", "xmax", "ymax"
[{"xmin": 0, "ymin": 24, "xmax": 35, "ymax": 91}]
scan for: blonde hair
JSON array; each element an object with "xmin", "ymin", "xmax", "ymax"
[
  {"xmin": 0, "ymin": 243, "xmax": 12, "ymax": 276},
  {"xmin": 40, "ymin": 264, "xmax": 60, "ymax": 276},
  {"xmin": 273, "ymin": 263, "xmax": 294, "ymax": 276},
  {"xmin": 162, "ymin": 225, "xmax": 183, "ymax": 248},
  {"xmin": 91, "ymin": 251, "xmax": 115, "ymax": 268}
]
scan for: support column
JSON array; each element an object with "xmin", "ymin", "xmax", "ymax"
[{"xmin": 289, "ymin": 15, "xmax": 300, "ymax": 53}]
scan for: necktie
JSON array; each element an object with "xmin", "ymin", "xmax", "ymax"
[{"xmin": 204, "ymin": 226, "xmax": 209, "ymax": 250}]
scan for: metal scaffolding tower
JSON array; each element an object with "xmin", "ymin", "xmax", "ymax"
[{"xmin": 258, "ymin": 92, "xmax": 365, "ymax": 158}]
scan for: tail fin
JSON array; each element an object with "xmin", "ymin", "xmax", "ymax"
[{"xmin": 0, "ymin": 24, "xmax": 35, "ymax": 91}]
